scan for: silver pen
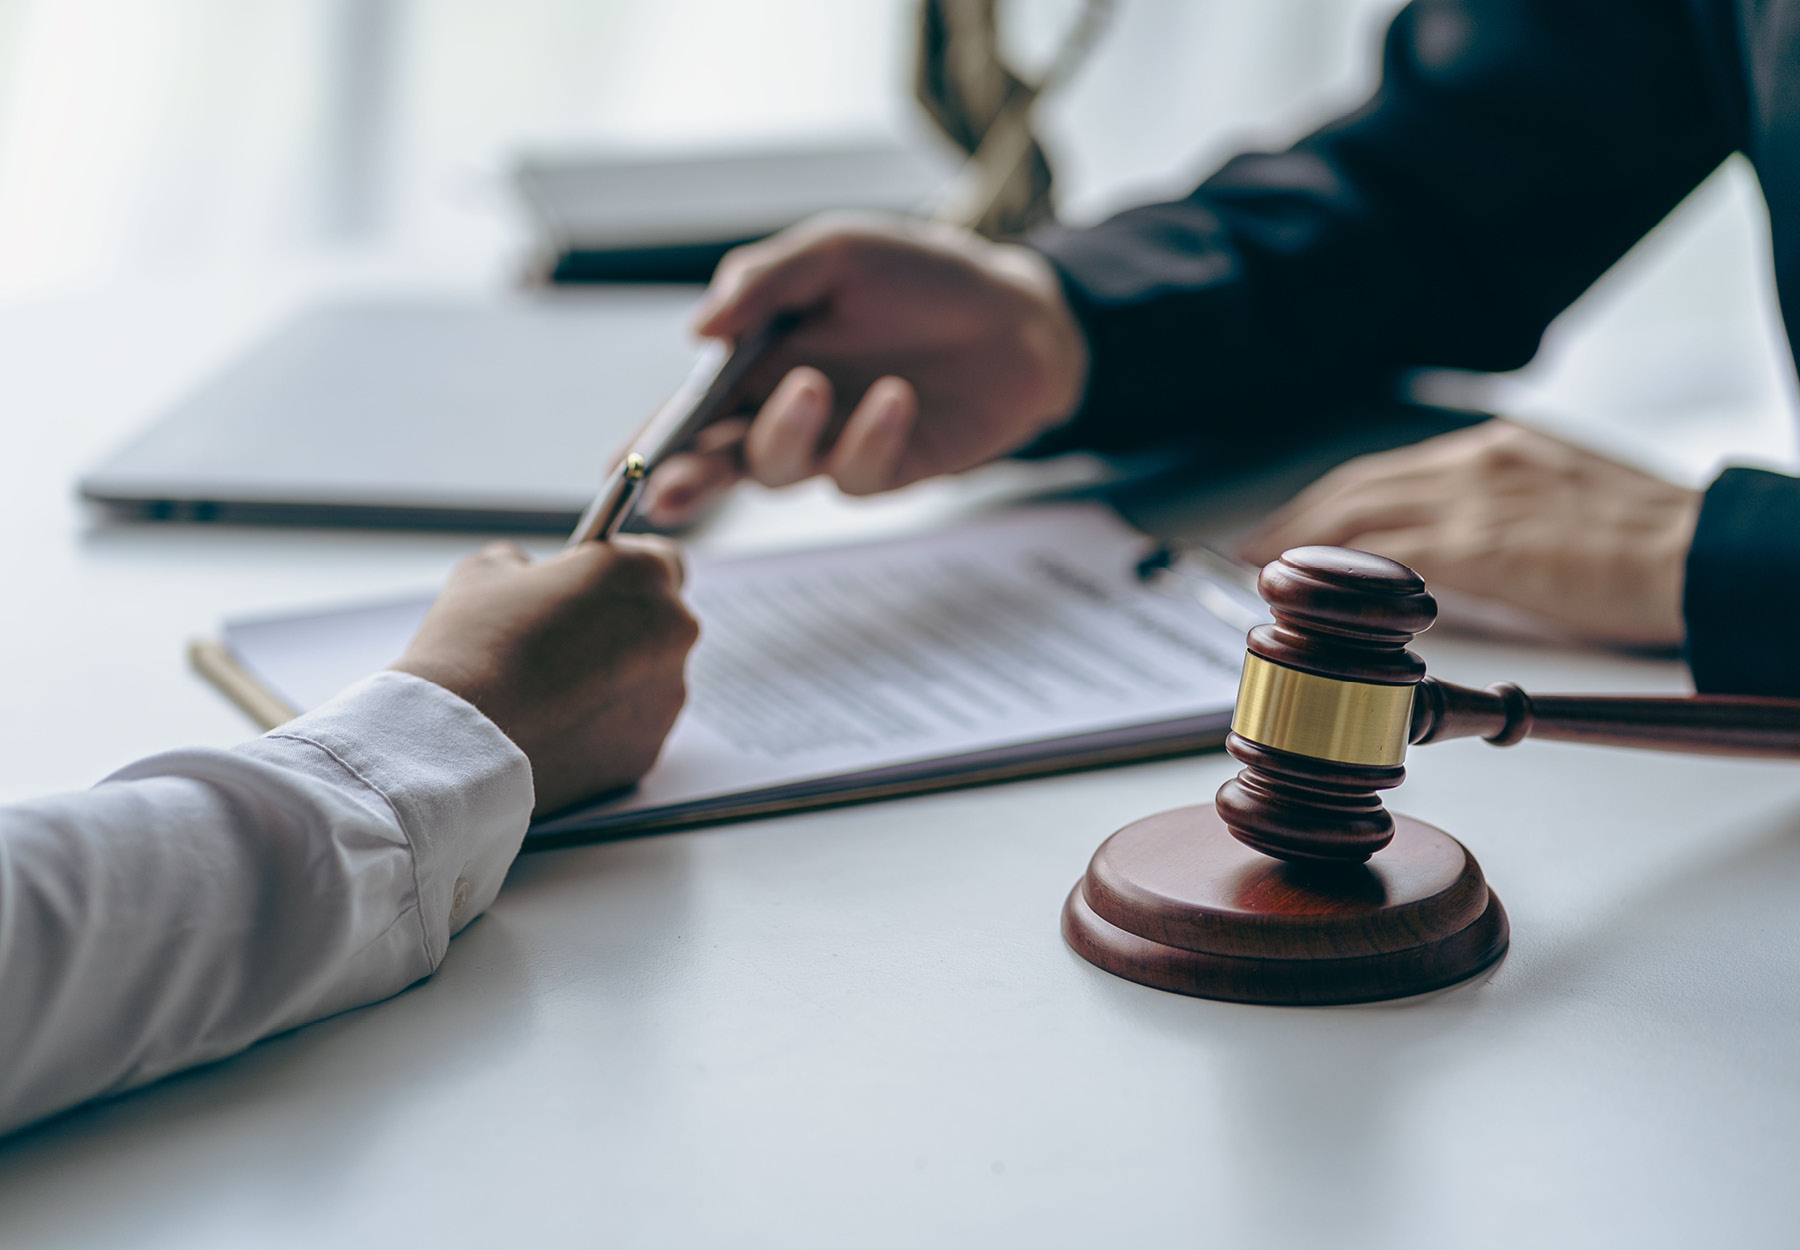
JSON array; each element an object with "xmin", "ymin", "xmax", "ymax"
[{"xmin": 565, "ymin": 314, "xmax": 796, "ymax": 547}]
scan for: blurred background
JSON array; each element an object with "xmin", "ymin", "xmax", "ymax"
[
  {"xmin": 1, "ymin": 0, "xmax": 1794, "ymax": 481},
  {"xmin": 0, "ymin": 0, "xmax": 1401, "ymax": 286}
]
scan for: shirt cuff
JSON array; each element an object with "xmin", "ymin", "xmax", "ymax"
[
  {"xmin": 1683, "ymin": 466, "xmax": 1800, "ymax": 696},
  {"xmin": 242, "ymin": 670, "xmax": 535, "ymax": 961}
]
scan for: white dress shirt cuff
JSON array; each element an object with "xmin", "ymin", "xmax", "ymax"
[{"xmin": 241, "ymin": 670, "xmax": 535, "ymax": 961}]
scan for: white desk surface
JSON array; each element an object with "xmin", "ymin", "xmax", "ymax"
[{"xmin": 3, "ymin": 284, "xmax": 1800, "ymax": 1250}]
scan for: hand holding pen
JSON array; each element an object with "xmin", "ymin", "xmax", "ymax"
[{"xmin": 634, "ymin": 219, "xmax": 1090, "ymax": 531}]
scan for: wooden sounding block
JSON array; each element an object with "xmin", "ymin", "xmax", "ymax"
[
  {"xmin": 1063, "ymin": 806, "xmax": 1507, "ymax": 1005},
  {"xmin": 1063, "ymin": 544, "xmax": 1800, "ymax": 1005}
]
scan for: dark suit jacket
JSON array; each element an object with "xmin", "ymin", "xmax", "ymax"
[{"xmin": 1032, "ymin": 0, "xmax": 1800, "ymax": 695}]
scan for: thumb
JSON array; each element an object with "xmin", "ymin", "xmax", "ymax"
[{"xmin": 694, "ymin": 226, "xmax": 856, "ymax": 339}]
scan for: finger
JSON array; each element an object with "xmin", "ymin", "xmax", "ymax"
[
  {"xmin": 639, "ymin": 417, "xmax": 751, "ymax": 526},
  {"xmin": 690, "ymin": 415, "xmax": 751, "ymax": 454},
  {"xmin": 641, "ymin": 450, "xmax": 742, "ymax": 529},
  {"xmin": 1339, "ymin": 526, "xmax": 1515, "ymax": 604},
  {"xmin": 1237, "ymin": 452, "xmax": 1457, "ymax": 563},
  {"xmin": 825, "ymin": 376, "xmax": 918, "ymax": 496},
  {"xmin": 1329, "ymin": 526, "xmax": 1434, "ymax": 575},
  {"xmin": 602, "ymin": 534, "xmax": 688, "ymax": 591},
  {"xmin": 743, "ymin": 366, "xmax": 835, "ymax": 487},
  {"xmin": 472, "ymin": 540, "xmax": 530, "ymax": 566},
  {"xmin": 707, "ymin": 320, "xmax": 841, "ymax": 418},
  {"xmin": 1256, "ymin": 448, "xmax": 1441, "ymax": 530},
  {"xmin": 693, "ymin": 229, "xmax": 855, "ymax": 340},
  {"xmin": 1238, "ymin": 488, "xmax": 1440, "ymax": 565}
]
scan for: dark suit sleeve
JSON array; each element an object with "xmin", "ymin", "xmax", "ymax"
[
  {"xmin": 1029, "ymin": 0, "xmax": 1800, "ymax": 695},
  {"xmin": 1028, "ymin": 0, "xmax": 1739, "ymax": 454},
  {"xmin": 1685, "ymin": 469, "xmax": 1800, "ymax": 695}
]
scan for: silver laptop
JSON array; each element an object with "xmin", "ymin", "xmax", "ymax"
[{"xmin": 79, "ymin": 289, "xmax": 704, "ymax": 530}]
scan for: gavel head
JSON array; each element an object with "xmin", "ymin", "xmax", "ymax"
[{"xmin": 1216, "ymin": 546, "xmax": 1438, "ymax": 864}]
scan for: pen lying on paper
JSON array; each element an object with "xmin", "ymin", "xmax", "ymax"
[{"xmin": 566, "ymin": 314, "xmax": 798, "ymax": 547}]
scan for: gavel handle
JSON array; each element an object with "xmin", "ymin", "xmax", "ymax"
[{"xmin": 1409, "ymin": 677, "xmax": 1800, "ymax": 758}]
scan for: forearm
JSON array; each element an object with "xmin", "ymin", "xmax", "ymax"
[
  {"xmin": 0, "ymin": 671, "xmax": 532, "ymax": 1135},
  {"xmin": 1029, "ymin": 0, "xmax": 1728, "ymax": 456}
]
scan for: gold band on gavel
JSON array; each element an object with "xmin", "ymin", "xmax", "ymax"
[{"xmin": 1230, "ymin": 654, "xmax": 1416, "ymax": 767}]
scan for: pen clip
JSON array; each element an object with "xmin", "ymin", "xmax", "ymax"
[
  {"xmin": 566, "ymin": 453, "xmax": 649, "ymax": 548},
  {"xmin": 1137, "ymin": 540, "xmax": 1267, "ymax": 633}
]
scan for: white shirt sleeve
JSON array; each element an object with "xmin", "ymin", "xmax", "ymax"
[{"xmin": 0, "ymin": 670, "xmax": 534, "ymax": 1136}]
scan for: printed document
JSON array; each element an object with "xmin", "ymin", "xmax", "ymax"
[{"xmin": 219, "ymin": 504, "xmax": 1262, "ymax": 837}]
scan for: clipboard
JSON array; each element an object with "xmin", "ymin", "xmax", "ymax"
[
  {"xmin": 191, "ymin": 505, "xmax": 1263, "ymax": 847},
  {"xmin": 191, "ymin": 627, "xmax": 1230, "ymax": 846}
]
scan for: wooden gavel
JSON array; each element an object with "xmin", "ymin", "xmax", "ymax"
[
  {"xmin": 1063, "ymin": 542, "xmax": 1800, "ymax": 1005},
  {"xmin": 1218, "ymin": 546, "xmax": 1800, "ymax": 864}
]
